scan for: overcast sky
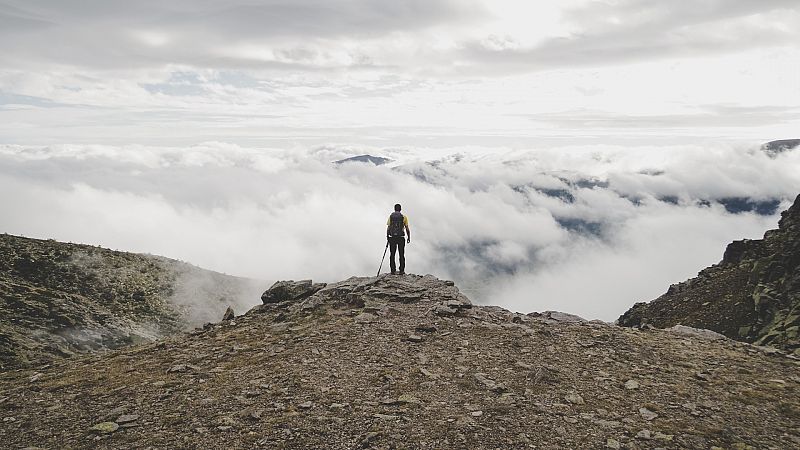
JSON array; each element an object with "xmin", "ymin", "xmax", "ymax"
[
  {"xmin": 2, "ymin": 2, "xmax": 800, "ymax": 320},
  {"xmin": 1, "ymin": 0, "xmax": 798, "ymax": 146}
]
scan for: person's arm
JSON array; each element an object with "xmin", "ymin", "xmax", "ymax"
[
  {"xmin": 405, "ymin": 217, "xmax": 411, "ymax": 243},
  {"xmin": 387, "ymin": 217, "xmax": 391, "ymax": 240}
]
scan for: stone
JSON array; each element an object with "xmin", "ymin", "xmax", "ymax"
[
  {"xmin": 261, "ymin": 280, "xmax": 326, "ymax": 304},
  {"xmin": 666, "ymin": 325, "xmax": 727, "ymax": 340},
  {"xmin": 415, "ymin": 323, "xmax": 437, "ymax": 333},
  {"xmin": 529, "ymin": 311, "xmax": 587, "ymax": 323},
  {"xmin": 115, "ymin": 414, "xmax": 139, "ymax": 424},
  {"xmin": 606, "ymin": 438, "xmax": 621, "ymax": 449},
  {"xmin": 625, "ymin": 379, "xmax": 640, "ymax": 390},
  {"xmin": 446, "ymin": 299, "xmax": 471, "ymax": 310},
  {"xmin": 473, "ymin": 373, "xmax": 506, "ymax": 393},
  {"xmin": 594, "ymin": 419, "xmax": 621, "ymax": 428},
  {"xmin": 434, "ymin": 304, "xmax": 457, "ymax": 316},
  {"xmin": 221, "ymin": 306, "xmax": 234, "ymax": 321},
  {"xmin": 564, "ymin": 393, "xmax": 585, "ymax": 405},
  {"xmin": 419, "ymin": 368, "xmax": 438, "ymax": 379},
  {"xmin": 470, "ymin": 410, "xmax": 483, "ymax": 417},
  {"xmin": 90, "ymin": 422, "xmax": 119, "ymax": 434},
  {"xmin": 639, "ymin": 407, "xmax": 658, "ymax": 421},
  {"xmin": 636, "ymin": 429, "xmax": 652, "ymax": 440},
  {"xmin": 406, "ymin": 334, "xmax": 424, "ymax": 343},
  {"xmin": 298, "ymin": 401, "xmax": 313, "ymax": 409},
  {"xmin": 695, "ymin": 372, "xmax": 711, "ymax": 382}
]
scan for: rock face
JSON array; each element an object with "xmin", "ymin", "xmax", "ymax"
[
  {"xmin": 0, "ymin": 233, "xmax": 262, "ymax": 369},
  {"xmin": 619, "ymin": 194, "xmax": 800, "ymax": 355},
  {"xmin": 2, "ymin": 274, "xmax": 798, "ymax": 449}
]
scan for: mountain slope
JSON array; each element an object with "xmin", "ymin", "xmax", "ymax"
[
  {"xmin": 619, "ymin": 194, "xmax": 800, "ymax": 356},
  {"xmin": 0, "ymin": 234, "xmax": 262, "ymax": 369},
  {"xmin": 1, "ymin": 275, "xmax": 798, "ymax": 449}
]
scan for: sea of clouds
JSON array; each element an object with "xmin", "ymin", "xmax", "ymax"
[{"xmin": 1, "ymin": 141, "xmax": 798, "ymax": 321}]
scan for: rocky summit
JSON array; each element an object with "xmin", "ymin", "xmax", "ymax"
[
  {"xmin": 619, "ymin": 194, "xmax": 800, "ymax": 356},
  {"xmin": 0, "ymin": 233, "xmax": 262, "ymax": 369},
  {"xmin": 2, "ymin": 274, "xmax": 798, "ymax": 449}
]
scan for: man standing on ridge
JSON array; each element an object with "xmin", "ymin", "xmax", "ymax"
[{"xmin": 386, "ymin": 203, "xmax": 411, "ymax": 275}]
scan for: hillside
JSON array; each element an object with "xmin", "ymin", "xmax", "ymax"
[
  {"xmin": 2, "ymin": 275, "xmax": 798, "ymax": 449},
  {"xmin": 0, "ymin": 234, "xmax": 262, "ymax": 369},
  {"xmin": 619, "ymin": 195, "xmax": 800, "ymax": 356}
]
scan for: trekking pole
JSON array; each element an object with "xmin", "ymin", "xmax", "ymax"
[{"xmin": 376, "ymin": 240, "xmax": 389, "ymax": 277}]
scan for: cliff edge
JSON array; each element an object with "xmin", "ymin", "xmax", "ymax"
[{"xmin": 619, "ymin": 194, "xmax": 800, "ymax": 355}]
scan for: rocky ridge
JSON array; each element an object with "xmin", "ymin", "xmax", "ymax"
[
  {"xmin": 1, "ymin": 274, "xmax": 798, "ymax": 449},
  {"xmin": 761, "ymin": 139, "xmax": 800, "ymax": 158},
  {"xmin": 619, "ymin": 194, "xmax": 800, "ymax": 356},
  {"xmin": 0, "ymin": 233, "xmax": 261, "ymax": 369}
]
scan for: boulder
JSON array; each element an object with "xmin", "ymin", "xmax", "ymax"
[
  {"xmin": 221, "ymin": 306, "xmax": 235, "ymax": 321},
  {"xmin": 529, "ymin": 311, "xmax": 587, "ymax": 323},
  {"xmin": 261, "ymin": 280, "xmax": 326, "ymax": 304}
]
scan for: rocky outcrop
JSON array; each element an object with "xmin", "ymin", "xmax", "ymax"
[
  {"xmin": 619, "ymin": 194, "xmax": 800, "ymax": 355},
  {"xmin": 2, "ymin": 273, "xmax": 797, "ymax": 449},
  {"xmin": 260, "ymin": 280, "xmax": 326, "ymax": 304},
  {"xmin": 0, "ymin": 234, "xmax": 261, "ymax": 369}
]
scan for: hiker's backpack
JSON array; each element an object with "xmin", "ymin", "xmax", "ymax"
[{"xmin": 388, "ymin": 212, "xmax": 405, "ymax": 237}]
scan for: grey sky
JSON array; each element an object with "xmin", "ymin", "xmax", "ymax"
[{"xmin": 0, "ymin": 0, "xmax": 797, "ymax": 145}]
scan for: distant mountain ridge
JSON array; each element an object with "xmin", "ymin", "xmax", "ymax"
[
  {"xmin": 333, "ymin": 154, "xmax": 392, "ymax": 165},
  {"xmin": 0, "ymin": 234, "xmax": 261, "ymax": 369},
  {"xmin": 619, "ymin": 194, "xmax": 800, "ymax": 355},
  {"xmin": 762, "ymin": 139, "xmax": 800, "ymax": 158}
]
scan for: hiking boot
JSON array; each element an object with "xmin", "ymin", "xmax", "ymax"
[
  {"xmin": 399, "ymin": 271, "xmax": 405, "ymax": 275},
  {"xmin": 391, "ymin": 270, "xmax": 396, "ymax": 274}
]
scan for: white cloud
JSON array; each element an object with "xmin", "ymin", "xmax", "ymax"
[{"xmin": 1, "ymin": 141, "xmax": 798, "ymax": 321}]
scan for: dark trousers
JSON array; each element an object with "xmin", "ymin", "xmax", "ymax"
[{"xmin": 389, "ymin": 236, "xmax": 405, "ymax": 273}]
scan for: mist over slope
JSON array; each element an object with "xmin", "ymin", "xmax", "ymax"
[
  {"xmin": 1, "ymin": 141, "xmax": 799, "ymax": 320},
  {"xmin": 0, "ymin": 234, "xmax": 262, "ymax": 368}
]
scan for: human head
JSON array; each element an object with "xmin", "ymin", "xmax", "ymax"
[{"xmin": 394, "ymin": 203, "xmax": 401, "ymax": 211}]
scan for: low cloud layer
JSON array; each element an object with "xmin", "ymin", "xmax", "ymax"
[{"xmin": 2, "ymin": 141, "xmax": 798, "ymax": 321}]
